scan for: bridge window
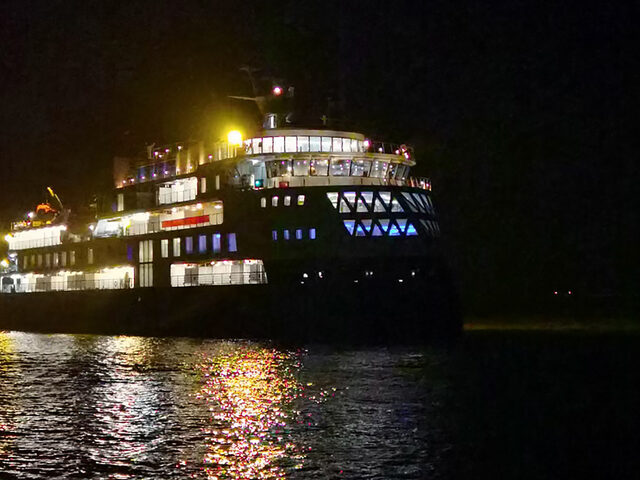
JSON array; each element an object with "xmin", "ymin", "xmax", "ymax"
[
  {"xmin": 293, "ymin": 159, "xmax": 309, "ymax": 176},
  {"xmin": 274, "ymin": 136, "xmax": 285, "ymax": 153},
  {"xmin": 330, "ymin": 158, "xmax": 350, "ymax": 176},
  {"xmin": 310, "ymin": 158, "xmax": 329, "ymax": 176},
  {"xmin": 285, "ymin": 136, "xmax": 297, "ymax": 152},
  {"xmin": 332, "ymin": 137, "xmax": 342, "ymax": 152},
  {"xmin": 351, "ymin": 158, "xmax": 371, "ymax": 176},
  {"xmin": 321, "ymin": 137, "xmax": 332, "ymax": 152},
  {"xmin": 262, "ymin": 137, "xmax": 273, "ymax": 153},
  {"xmin": 297, "ymin": 136, "xmax": 309, "ymax": 152},
  {"xmin": 310, "ymin": 136, "xmax": 321, "ymax": 152}
]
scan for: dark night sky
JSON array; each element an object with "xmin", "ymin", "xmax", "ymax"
[{"xmin": 0, "ymin": 0, "xmax": 636, "ymax": 309}]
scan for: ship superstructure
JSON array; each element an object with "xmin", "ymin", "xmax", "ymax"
[{"xmin": 0, "ymin": 83, "xmax": 455, "ymax": 341}]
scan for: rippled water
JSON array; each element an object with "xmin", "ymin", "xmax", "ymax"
[
  {"xmin": 0, "ymin": 332, "xmax": 450, "ymax": 479},
  {"xmin": 1, "ymin": 328, "xmax": 639, "ymax": 479}
]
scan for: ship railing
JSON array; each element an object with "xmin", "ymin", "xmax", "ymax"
[
  {"xmin": 366, "ymin": 141, "xmax": 414, "ymax": 158},
  {"xmin": 407, "ymin": 177, "xmax": 432, "ymax": 191},
  {"xmin": 170, "ymin": 271, "xmax": 267, "ymax": 287},
  {"xmin": 1, "ymin": 275, "xmax": 135, "ymax": 294},
  {"xmin": 256, "ymin": 176, "xmax": 427, "ymax": 189},
  {"xmin": 157, "ymin": 189, "xmax": 197, "ymax": 205}
]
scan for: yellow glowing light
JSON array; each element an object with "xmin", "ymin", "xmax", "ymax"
[
  {"xmin": 227, "ymin": 130, "xmax": 243, "ymax": 146},
  {"xmin": 0, "ymin": 259, "xmax": 8, "ymax": 268},
  {"xmin": 3, "ymin": 234, "xmax": 12, "ymax": 243}
]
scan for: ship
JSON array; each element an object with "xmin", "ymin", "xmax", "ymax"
[{"xmin": 0, "ymin": 81, "xmax": 460, "ymax": 343}]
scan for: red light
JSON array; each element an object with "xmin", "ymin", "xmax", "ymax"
[
  {"xmin": 568, "ymin": 291, "xmax": 572, "ymax": 295},
  {"xmin": 273, "ymin": 86, "xmax": 283, "ymax": 96}
]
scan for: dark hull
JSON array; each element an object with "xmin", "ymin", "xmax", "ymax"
[{"xmin": 0, "ymin": 275, "xmax": 460, "ymax": 344}]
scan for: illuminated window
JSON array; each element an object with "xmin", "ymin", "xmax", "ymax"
[
  {"xmin": 309, "ymin": 136, "xmax": 321, "ymax": 152},
  {"xmin": 117, "ymin": 193, "xmax": 124, "ymax": 212},
  {"xmin": 262, "ymin": 137, "xmax": 273, "ymax": 153},
  {"xmin": 284, "ymin": 195, "xmax": 291, "ymax": 206},
  {"xmin": 53, "ymin": 252, "xmax": 59, "ymax": 267},
  {"xmin": 30, "ymin": 255, "xmax": 35, "ymax": 267},
  {"xmin": 370, "ymin": 160, "xmax": 389, "ymax": 178},
  {"xmin": 161, "ymin": 239, "xmax": 169, "ymax": 258},
  {"xmin": 200, "ymin": 177, "xmax": 207, "ymax": 193},
  {"xmin": 406, "ymin": 223, "xmax": 418, "ymax": 236},
  {"xmin": 351, "ymin": 138, "xmax": 359, "ymax": 152},
  {"xmin": 296, "ymin": 229, "xmax": 303, "ymax": 240},
  {"xmin": 37, "ymin": 255, "xmax": 43, "ymax": 267},
  {"xmin": 342, "ymin": 138, "xmax": 352, "ymax": 152},
  {"xmin": 272, "ymin": 230, "xmax": 278, "ymax": 241},
  {"xmin": 199, "ymin": 235, "xmax": 207, "ymax": 253},
  {"xmin": 87, "ymin": 248, "xmax": 94, "ymax": 265},
  {"xmin": 356, "ymin": 196, "xmax": 368, "ymax": 213},
  {"xmin": 361, "ymin": 219, "xmax": 372, "ymax": 233},
  {"xmin": 343, "ymin": 220, "xmax": 355, "ymax": 235},
  {"xmin": 140, "ymin": 263, "xmax": 153, "ymax": 287},
  {"xmin": 61, "ymin": 251, "xmax": 67, "ymax": 267},
  {"xmin": 23, "ymin": 256, "xmax": 27, "ymax": 269},
  {"xmin": 388, "ymin": 221, "xmax": 401, "ymax": 236},
  {"xmin": 355, "ymin": 224, "xmax": 367, "ymax": 236},
  {"xmin": 321, "ymin": 137, "xmax": 332, "ymax": 152},
  {"xmin": 396, "ymin": 219, "xmax": 408, "ymax": 234},
  {"xmin": 283, "ymin": 229, "xmax": 290, "ymax": 240},
  {"xmin": 252, "ymin": 138, "xmax": 261, "ymax": 154},
  {"xmin": 330, "ymin": 158, "xmax": 350, "ymax": 176},
  {"xmin": 378, "ymin": 219, "xmax": 390, "ymax": 233},
  {"xmin": 293, "ymin": 159, "xmax": 309, "ymax": 176},
  {"xmin": 297, "ymin": 195, "xmax": 305, "ymax": 206},
  {"xmin": 310, "ymin": 158, "xmax": 329, "ymax": 176},
  {"xmin": 45, "ymin": 253, "xmax": 51, "ymax": 268},
  {"xmin": 212, "ymin": 233, "xmax": 221, "ymax": 253},
  {"xmin": 260, "ymin": 197, "xmax": 266, "ymax": 208},
  {"xmin": 138, "ymin": 240, "xmax": 152, "ymax": 262},
  {"xmin": 297, "ymin": 136, "xmax": 309, "ymax": 152},
  {"xmin": 274, "ymin": 136, "xmax": 285, "ymax": 153},
  {"xmin": 70, "ymin": 251, "xmax": 76, "ymax": 266},
  {"xmin": 332, "ymin": 137, "xmax": 342, "ymax": 152},
  {"xmin": 173, "ymin": 237, "xmax": 181, "ymax": 256},
  {"xmin": 351, "ymin": 158, "xmax": 371, "ymax": 177},
  {"xmin": 285, "ymin": 136, "xmax": 297, "ymax": 152},
  {"xmin": 390, "ymin": 197, "xmax": 404, "ymax": 212},
  {"xmin": 341, "ymin": 192, "xmax": 356, "ymax": 213},
  {"xmin": 227, "ymin": 233, "xmax": 237, "ymax": 252},
  {"xmin": 272, "ymin": 196, "xmax": 279, "ymax": 207},
  {"xmin": 309, "ymin": 228, "xmax": 316, "ymax": 239},
  {"xmin": 379, "ymin": 191, "xmax": 391, "ymax": 211},
  {"xmin": 372, "ymin": 223, "xmax": 384, "ymax": 236},
  {"xmin": 326, "ymin": 192, "xmax": 339, "ymax": 208},
  {"xmin": 185, "ymin": 236, "xmax": 193, "ymax": 254}
]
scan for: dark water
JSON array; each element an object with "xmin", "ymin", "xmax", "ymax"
[{"xmin": 0, "ymin": 329, "xmax": 638, "ymax": 479}]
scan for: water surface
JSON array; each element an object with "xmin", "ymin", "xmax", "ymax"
[{"xmin": 0, "ymin": 328, "xmax": 638, "ymax": 479}]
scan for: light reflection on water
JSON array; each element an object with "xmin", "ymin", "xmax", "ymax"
[{"xmin": 0, "ymin": 331, "xmax": 445, "ymax": 479}]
